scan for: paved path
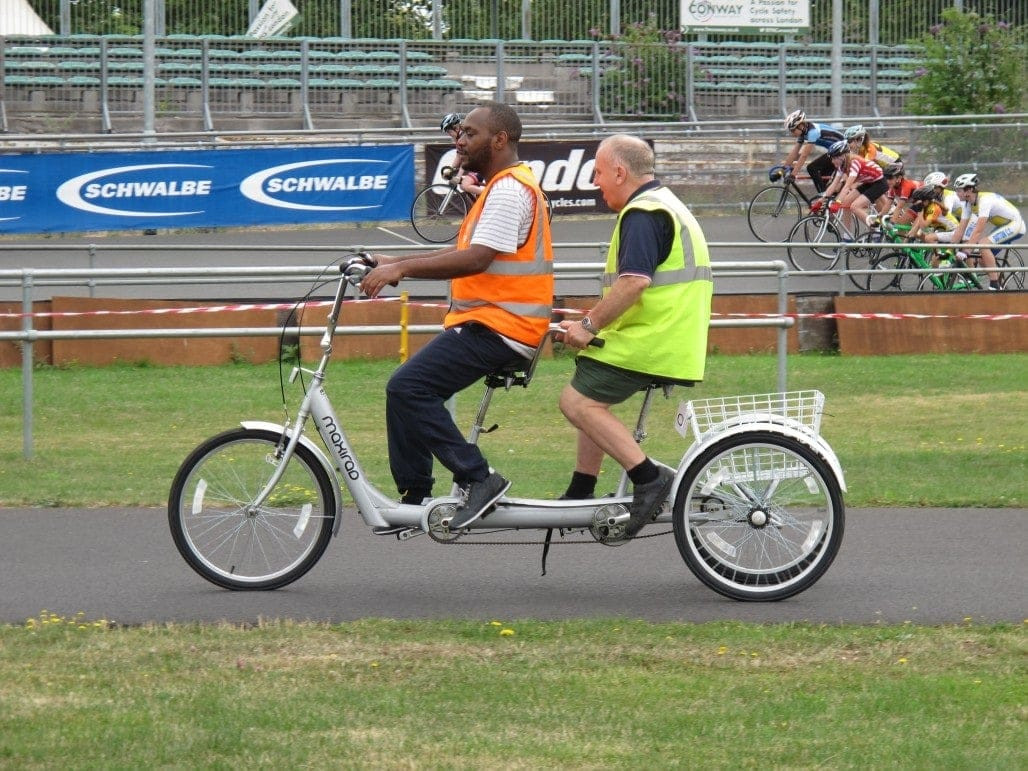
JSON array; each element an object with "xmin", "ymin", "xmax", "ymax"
[{"xmin": 1, "ymin": 507, "xmax": 1024, "ymax": 626}]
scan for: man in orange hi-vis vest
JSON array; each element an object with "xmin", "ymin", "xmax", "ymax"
[{"xmin": 360, "ymin": 101, "xmax": 554, "ymax": 532}]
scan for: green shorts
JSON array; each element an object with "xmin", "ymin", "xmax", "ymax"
[{"xmin": 570, "ymin": 356, "xmax": 660, "ymax": 405}]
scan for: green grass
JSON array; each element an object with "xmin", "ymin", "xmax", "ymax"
[
  {"xmin": 0, "ymin": 615, "xmax": 1024, "ymax": 768},
  {"xmin": 1, "ymin": 355, "xmax": 1025, "ymax": 765},
  {"xmin": 0, "ymin": 352, "xmax": 1025, "ymax": 507}
]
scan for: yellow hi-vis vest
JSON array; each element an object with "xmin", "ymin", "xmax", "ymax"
[
  {"xmin": 579, "ymin": 186, "xmax": 713, "ymax": 382},
  {"xmin": 445, "ymin": 163, "xmax": 554, "ymax": 346}
]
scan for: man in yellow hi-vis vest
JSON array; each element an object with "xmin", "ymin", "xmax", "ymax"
[
  {"xmin": 361, "ymin": 102, "xmax": 553, "ymax": 532},
  {"xmin": 559, "ymin": 134, "xmax": 713, "ymax": 538}
]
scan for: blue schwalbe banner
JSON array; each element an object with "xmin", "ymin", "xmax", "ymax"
[{"xmin": 0, "ymin": 144, "xmax": 414, "ymax": 234}]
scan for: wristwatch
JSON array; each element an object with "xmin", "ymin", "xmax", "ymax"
[{"xmin": 580, "ymin": 316, "xmax": 598, "ymax": 334}]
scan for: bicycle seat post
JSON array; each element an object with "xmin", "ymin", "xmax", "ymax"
[{"xmin": 633, "ymin": 383, "xmax": 673, "ymax": 444}]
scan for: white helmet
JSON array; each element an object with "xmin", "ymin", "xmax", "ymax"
[
  {"xmin": 953, "ymin": 172, "xmax": 979, "ymax": 189},
  {"xmin": 785, "ymin": 109, "xmax": 805, "ymax": 131},
  {"xmin": 923, "ymin": 171, "xmax": 949, "ymax": 188}
]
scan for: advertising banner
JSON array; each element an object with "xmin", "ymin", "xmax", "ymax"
[
  {"xmin": 424, "ymin": 140, "xmax": 607, "ymax": 215},
  {"xmin": 0, "ymin": 145, "xmax": 413, "ymax": 234},
  {"xmin": 680, "ymin": 0, "xmax": 810, "ymax": 33}
]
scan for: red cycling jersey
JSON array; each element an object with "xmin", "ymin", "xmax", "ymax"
[
  {"xmin": 844, "ymin": 156, "xmax": 884, "ymax": 184},
  {"xmin": 887, "ymin": 177, "xmax": 918, "ymax": 203}
]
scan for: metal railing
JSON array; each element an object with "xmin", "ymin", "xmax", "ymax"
[{"xmin": 1, "ymin": 257, "xmax": 793, "ymax": 458}]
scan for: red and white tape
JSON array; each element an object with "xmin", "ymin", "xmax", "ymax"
[{"xmin": 1, "ymin": 299, "xmax": 1024, "ymax": 322}]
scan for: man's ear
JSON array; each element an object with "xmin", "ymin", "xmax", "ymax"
[{"xmin": 492, "ymin": 130, "xmax": 508, "ymax": 150}]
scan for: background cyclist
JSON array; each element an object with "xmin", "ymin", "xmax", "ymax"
[
  {"xmin": 776, "ymin": 109, "xmax": 845, "ymax": 194},
  {"xmin": 844, "ymin": 125, "xmax": 902, "ymax": 169},
  {"xmin": 904, "ymin": 185, "xmax": 961, "ymax": 268},
  {"xmin": 949, "ymin": 172, "xmax": 1026, "ymax": 291},
  {"xmin": 882, "ymin": 162, "xmax": 918, "ymax": 225},
  {"xmin": 819, "ymin": 140, "xmax": 889, "ymax": 235},
  {"xmin": 440, "ymin": 112, "xmax": 484, "ymax": 197},
  {"xmin": 922, "ymin": 171, "xmax": 960, "ymax": 218}
]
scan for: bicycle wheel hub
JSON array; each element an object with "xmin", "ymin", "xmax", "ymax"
[{"xmin": 748, "ymin": 509, "xmax": 768, "ymax": 527}]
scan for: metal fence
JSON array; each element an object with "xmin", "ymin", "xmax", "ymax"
[
  {"xmin": 0, "ymin": 35, "xmax": 941, "ymax": 130},
  {"xmin": 25, "ymin": 0, "xmax": 1028, "ymax": 43}
]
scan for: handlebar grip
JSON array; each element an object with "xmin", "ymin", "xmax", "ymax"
[{"xmin": 588, "ymin": 337, "xmax": 605, "ymax": 348}]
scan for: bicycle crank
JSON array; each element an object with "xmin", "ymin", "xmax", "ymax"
[
  {"xmin": 426, "ymin": 502, "xmax": 461, "ymax": 543},
  {"xmin": 589, "ymin": 503, "xmax": 631, "ymax": 546}
]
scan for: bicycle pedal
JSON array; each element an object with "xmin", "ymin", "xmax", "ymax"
[{"xmin": 396, "ymin": 527, "xmax": 423, "ymax": 541}]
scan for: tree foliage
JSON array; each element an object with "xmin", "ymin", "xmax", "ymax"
[{"xmin": 906, "ymin": 8, "xmax": 1026, "ymax": 116}]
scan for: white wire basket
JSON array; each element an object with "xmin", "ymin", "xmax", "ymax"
[{"xmin": 681, "ymin": 390, "xmax": 825, "ymax": 443}]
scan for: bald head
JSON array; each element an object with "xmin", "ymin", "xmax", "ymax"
[
  {"xmin": 593, "ymin": 134, "xmax": 656, "ymax": 212},
  {"xmin": 598, "ymin": 134, "xmax": 655, "ymax": 180}
]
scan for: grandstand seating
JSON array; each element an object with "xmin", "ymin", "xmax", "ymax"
[{"xmin": 0, "ymin": 34, "xmax": 924, "ymax": 131}]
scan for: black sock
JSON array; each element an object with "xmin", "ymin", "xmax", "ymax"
[
  {"xmin": 562, "ymin": 471, "xmax": 598, "ymax": 499},
  {"xmin": 627, "ymin": 458, "xmax": 659, "ymax": 487}
]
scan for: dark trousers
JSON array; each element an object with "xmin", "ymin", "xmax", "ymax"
[
  {"xmin": 385, "ymin": 323, "xmax": 528, "ymax": 496},
  {"xmin": 807, "ymin": 154, "xmax": 835, "ymax": 193}
]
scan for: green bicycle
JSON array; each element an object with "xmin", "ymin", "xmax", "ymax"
[{"xmin": 866, "ymin": 222, "xmax": 1025, "ymax": 292}]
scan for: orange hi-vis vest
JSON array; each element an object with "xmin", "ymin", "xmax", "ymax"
[{"xmin": 445, "ymin": 163, "xmax": 554, "ymax": 346}]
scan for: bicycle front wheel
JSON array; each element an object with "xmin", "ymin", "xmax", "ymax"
[
  {"xmin": 411, "ymin": 184, "xmax": 468, "ymax": 243},
  {"xmin": 866, "ymin": 251, "xmax": 918, "ymax": 292},
  {"xmin": 787, "ymin": 214, "xmax": 841, "ymax": 272},
  {"xmin": 747, "ymin": 185, "xmax": 803, "ymax": 242},
  {"xmin": 168, "ymin": 428, "xmax": 337, "ymax": 590},
  {"xmin": 673, "ymin": 432, "xmax": 845, "ymax": 601}
]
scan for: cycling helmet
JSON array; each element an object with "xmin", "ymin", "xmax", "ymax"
[
  {"xmin": 883, "ymin": 162, "xmax": 905, "ymax": 179},
  {"xmin": 440, "ymin": 112, "xmax": 463, "ymax": 133},
  {"xmin": 910, "ymin": 185, "xmax": 939, "ymax": 203},
  {"xmin": 826, "ymin": 139, "xmax": 850, "ymax": 158},
  {"xmin": 785, "ymin": 109, "xmax": 805, "ymax": 131},
  {"xmin": 844, "ymin": 124, "xmax": 867, "ymax": 142},
  {"xmin": 922, "ymin": 171, "xmax": 949, "ymax": 188},
  {"xmin": 954, "ymin": 172, "xmax": 979, "ymax": 189}
]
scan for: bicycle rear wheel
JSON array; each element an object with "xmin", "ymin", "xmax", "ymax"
[
  {"xmin": 168, "ymin": 428, "xmax": 336, "ymax": 590},
  {"xmin": 787, "ymin": 214, "xmax": 842, "ymax": 272},
  {"xmin": 747, "ymin": 185, "xmax": 803, "ymax": 242},
  {"xmin": 411, "ymin": 184, "xmax": 468, "ymax": 243},
  {"xmin": 673, "ymin": 431, "xmax": 845, "ymax": 601}
]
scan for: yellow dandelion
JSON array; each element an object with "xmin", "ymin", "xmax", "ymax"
[
  {"xmin": 489, "ymin": 620, "xmax": 503, "ymax": 626},
  {"xmin": 717, "ymin": 646, "xmax": 727, "ymax": 655},
  {"xmin": 500, "ymin": 628, "xmax": 515, "ymax": 636},
  {"xmin": 897, "ymin": 657, "xmax": 908, "ymax": 664}
]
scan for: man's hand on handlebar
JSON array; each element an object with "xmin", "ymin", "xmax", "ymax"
[{"xmin": 557, "ymin": 318, "xmax": 597, "ymax": 350}]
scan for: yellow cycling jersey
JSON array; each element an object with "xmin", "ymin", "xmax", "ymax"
[
  {"xmin": 862, "ymin": 142, "xmax": 901, "ymax": 169},
  {"xmin": 922, "ymin": 202, "xmax": 958, "ymax": 232},
  {"xmin": 958, "ymin": 191, "xmax": 1022, "ymax": 227}
]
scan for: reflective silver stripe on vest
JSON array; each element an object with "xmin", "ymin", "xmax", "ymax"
[
  {"xmin": 484, "ymin": 259, "xmax": 554, "ymax": 276},
  {"xmin": 450, "ymin": 298, "xmax": 552, "ymax": 319},
  {"xmin": 635, "ymin": 188, "xmax": 697, "ymax": 265},
  {"xmin": 601, "ymin": 265, "xmax": 711, "ymax": 288}
]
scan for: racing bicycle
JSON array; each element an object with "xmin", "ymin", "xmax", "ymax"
[
  {"xmin": 168, "ymin": 255, "xmax": 846, "ymax": 602},
  {"xmin": 747, "ymin": 166, "xmax": 831, "ymax": 242},
  {"xmin": 866, "ymin": 222, "xmax": 1025, "ymax": 292},
  {"xmin": 409, "ymin": 167, "xmax": 474, "ymax": 243},
  {"xmin": 785, "ymin": 199, "xmax": 875, "ymax": 289}
]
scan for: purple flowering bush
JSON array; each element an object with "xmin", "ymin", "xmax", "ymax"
[{"xmin": 907, "ymin": 8, "xmax": 1024, "ymax": 117}]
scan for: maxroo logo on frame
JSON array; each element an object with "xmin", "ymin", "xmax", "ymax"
[
  {"xmin": 56, "ymin": 164, "xmax": 214, "ymax": 217},
  {"xmin": 239, "ymin": 158, "xmax": 391, "ymax": 212}
]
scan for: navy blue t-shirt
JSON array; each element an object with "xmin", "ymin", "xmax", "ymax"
[{"xmin": 615, "ymin": 180, "xmax": 675, "ymax": 279}]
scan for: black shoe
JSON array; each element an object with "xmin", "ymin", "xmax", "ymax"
[
  {"xmin": 625, "ymin": 467, "xmax": 674, "ymax": 538},
  {"xmin": 448, "ymin": 472, "xmax": 511, "ymax": 530}
]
